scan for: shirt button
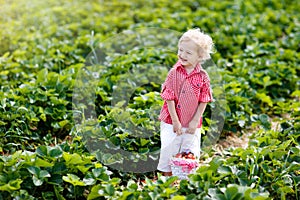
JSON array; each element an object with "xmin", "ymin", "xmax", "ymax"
[
  {"xmin": 182, "ymin": 90, "xmax": 185, "ymax": 93},
  {"xmin": 177, "ymin": 105, "xmax": 181, "ymax": 108}
]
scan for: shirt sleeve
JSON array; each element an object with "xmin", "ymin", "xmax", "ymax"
[
  {"xmin": 160, "ymin": 69, "xmax": 175, "ymax": 100},
  {"xmin": 199, "ymin": 73, "xmax": 213, "ymax": 102}
]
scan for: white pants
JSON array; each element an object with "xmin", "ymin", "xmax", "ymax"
[{"xmin": 157, "ymin": 122, "xmax": 201, "ymax": 172}]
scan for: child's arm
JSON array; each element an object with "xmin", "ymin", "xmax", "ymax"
[
  {"xmin": 186, "ymin": 103, "xmax": 207, "ymax": 134},
  {"xmin": 166, "ymin": 100, "xmax": 182, "ymax": 135}
]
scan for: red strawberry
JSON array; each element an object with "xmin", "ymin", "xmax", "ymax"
[
  {"xmin": 175, "ymin": 153, "xmax": 182, "ymax": 158},
  {"xmin": 187, "ymin": 154, "xmax": 193, "ymax": 159}
]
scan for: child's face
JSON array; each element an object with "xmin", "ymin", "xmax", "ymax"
[{"xmin": 177, "ymin": 40, "xmax": 200, "ymax": 68}]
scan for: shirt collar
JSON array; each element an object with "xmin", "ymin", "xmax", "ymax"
[{"xmin": 174, "ymin": 60, "xmax": 202, "ymax": 75}]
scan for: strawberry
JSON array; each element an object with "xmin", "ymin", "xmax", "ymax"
[
  {"xmin": 175, "ymin": 153, "xmax": 182, "ymax": 158},
  {"xmin": 187, "ymin": 154, "xmax": 193, "ymax": 159}
]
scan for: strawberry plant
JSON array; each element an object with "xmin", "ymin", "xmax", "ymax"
[{"xmin": 0, "ymin": 0, "xmax": 299, "ymax": 199}]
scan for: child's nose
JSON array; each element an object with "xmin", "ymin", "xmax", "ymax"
[{"xmin": 179, "ymin": 52, "xmax": 186, "ymax": 57}]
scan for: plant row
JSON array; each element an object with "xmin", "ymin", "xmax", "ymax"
[{"xmin": 0, "ymin": 117, "xmax": 299, "ymax": 199}]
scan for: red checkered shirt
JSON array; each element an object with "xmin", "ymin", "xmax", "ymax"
[{"xmin": 159, "ymin": 60, "xmax": 213, "ymax": 128}]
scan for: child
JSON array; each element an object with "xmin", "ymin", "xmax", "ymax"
[{"xmin": 157, "ymin": 28, "xmax": 214, "ymax": 176}]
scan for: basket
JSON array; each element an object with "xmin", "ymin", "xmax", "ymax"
[{"xmin": 170, "ymin": 157, "xmax": 199, "ymax": 180}]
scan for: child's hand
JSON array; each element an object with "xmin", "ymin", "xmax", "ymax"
[
  {"xmin": 173, "ymin": 121, "xmax": 183, "ymax": 135},
  {"xmin": 186, "ymin": 120, "xmax": 198, "ymax": 134}
]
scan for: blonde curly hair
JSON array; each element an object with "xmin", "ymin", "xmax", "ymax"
[{"xmin": 178, "ymin": 28, "xmax": 214, "ymax": 63}]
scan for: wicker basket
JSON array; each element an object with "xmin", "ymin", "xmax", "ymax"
[{"xmin": 170, "ymin": 157, "xmax": 198, "ymax": 180}]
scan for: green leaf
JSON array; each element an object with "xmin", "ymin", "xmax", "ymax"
[
  {"xmin": 36, "ymin": 146, "xmax": 48, "ymax": 157},
  {"xmin": 52, "ymin": 162, "xmax": 67, "ymax": 174},
  {"xmin": 48, "ymin": 174, "xmax": 63, "ymax": 185},
  {"xmin": 120, "ymin": 191, "xmax": 134, "ymax": 199},
  {"xmin": 291, "ymin": 90, "xmax": 300, "ymax": 98},
  {"xmin": 17, "ymin": 106, "xmax": 28, "ymax": 113},
  {"xmin": 0, "ymin": 179, "xmax": 23, "ymax": 192},
  {"xmin": 171, "ymin": 195, "xmax": 186, "ymax": 200},
  {"xmin": 37, "ymin": 68, "xmax": 48, "ymax": 84},
  {"xmin": 217, "ymin": 166, "xmax": 232, "ymax": 175},
  {"xmin": 28, "ymin": 166, "xmax": 40, "ymax": 176},
  {"xmin": 40, "ymin": 113, "xmax": 47, "ymax": 122},
  {"xmin": 256, "ymin": 93, "xmax": 273, "ymax": 107},
  {"xmin": 77, "ymin": 165, "xmax": 92, "ymax": 174},
  {"xmin": 206, "ymin": 189, "xmax": 227, "ymax": 200},
  {"xmin": 88, "ymin": 185, "xmax": 103, "ymax": 200},
  {"xmin": 209, "ymin": 157, "xmax": 223, "ymax": 172},
  {"xmin": 58, "ymin": 120, "xmax": 70, "ymax": 128},
  {"xmin": 63, "ymin": 152, "xmax": 83, "ymax": 165},
  {"xmin": 28, "ymin": 166, "xmax": 50, "ymax": 186},
  {"xmin": 39, "ymin": 170, "xmax": 51, "ymax": 178},
  {"xmin": 83, "ymin": 177, "xmax": 96, "ymax": 186},
  {"xmin": 226, "ymin": 185, "xmax": 244, "ymax": 200},
  {"xmin": 62, "ymin": 174, "xmax": 85, "ymax": 186},
  {"xmin": 262, "ymin": 76, "xmax": 273, "ymax": 88},
  {"xmin": 105, "ymin": 184, "xmax": 115, "ymax": 196},
  {"xmin": 238, "ymin": 119, "xmax": 246, "ymax": 127},
  {"xmin": 126, "ymin": 180, "xmax": 138, "ymax": 190},
  {"xmin": 34, "ymin": 158, "xmax": 54, "ymax": 167},
  {"xmin": 110, "ymin": 177, "xmax": 121, "ymax": 185},
  {"xmin": 0, "ymin": 120, "xmax": 7, "ymax": 126},
  {"xmin": 32, "ymin": 175, "xmax": 44, "ymax": 186},
  {"xmin": 258, "ymin": 114, "xmax": 269, "ymax": 124},
  {"xmin": 49, "ymin": 148, "xmax": 63, "ymax": 158},
  {"xmin": 163, "ymin": 176, "xmax": 178, "ymax": 187},
  {"xmin": 54, "ymin": 185, "xmax": 66, "ymax": 200},
  {"xmin": 92, "ymin": 168, "xmax": 103, "ymax": 178},
  {"xmin": 140, "ymin": 138, "xmax": 150, "ymax": 146}
]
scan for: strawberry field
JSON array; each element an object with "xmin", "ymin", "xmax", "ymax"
[{"xmin": 0, "ymin": 0, "xmax": 299, "ymax": 199}]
